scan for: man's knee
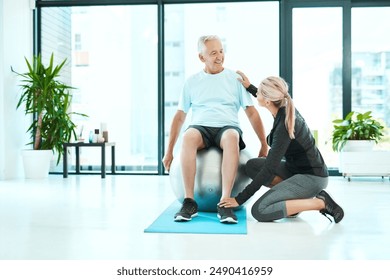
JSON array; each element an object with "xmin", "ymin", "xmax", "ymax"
[
  {"xmin": 220, "ymin": 129, "xmax": 239, "ymax": 149},
  {"xmin": 182, "ymin": 128, "xmax": 204, "ymax": 148},
  {"xmin": 222, "ymin": 129, "xmax": 239, "ymax": 140}
]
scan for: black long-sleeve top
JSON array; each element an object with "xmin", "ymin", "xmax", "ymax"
[{"xmin": 235, "ymin": 85, "xmax": 328, "ymax": 205}]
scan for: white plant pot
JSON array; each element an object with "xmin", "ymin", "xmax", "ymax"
[
  {"xmin": 22, "ymin": 150, "xmax": 53, "ymax": 179},
  {"xmin": 342, "ymin": 140, "xmax": 374, "ymax": 152}
]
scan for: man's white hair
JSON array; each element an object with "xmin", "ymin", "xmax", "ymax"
[{"xmin": 198, "ymin": 35, "xmax": 221, "ymax": 54}]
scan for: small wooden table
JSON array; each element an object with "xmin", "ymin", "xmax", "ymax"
[{"xmin": 63, "ymin": 142, "xmax": 116, "ymax": 178}]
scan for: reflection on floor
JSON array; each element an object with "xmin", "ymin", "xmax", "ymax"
[{"xmin": 0, "ymin": 175, "xmax": 389, "ymax": 260}]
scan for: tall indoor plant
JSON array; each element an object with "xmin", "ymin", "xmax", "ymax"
[
  {"xmin": 12, "ymin": 53, "xmax": 86, "ymax": 178},
  {"xmin": 331, "ymin": 111, "xmax": 384, "ymax": 152}
]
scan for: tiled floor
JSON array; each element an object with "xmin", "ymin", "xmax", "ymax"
[{"xmin": 0, "ymin": 175, "xmax": 389, "ymax": 260}]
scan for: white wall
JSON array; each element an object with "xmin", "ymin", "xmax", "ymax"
[{"xmin": 0, "ymin": 0, "xmax": 33, "ymax": 179}]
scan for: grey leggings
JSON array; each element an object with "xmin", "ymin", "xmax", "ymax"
[{"xmin": 246, "ymin": 157, "xmax": 328, "ymax": 222}]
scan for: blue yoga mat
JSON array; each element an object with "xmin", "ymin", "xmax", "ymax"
[{"xmin": 144, "ymin": 201, "xmax": 247, "ymax": 234}]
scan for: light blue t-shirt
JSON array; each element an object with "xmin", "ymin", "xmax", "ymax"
[{"xmin": 178, "ymin": 68, "xmax": 253, "ymax": 127}]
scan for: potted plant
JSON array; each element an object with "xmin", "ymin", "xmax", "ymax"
[
  {"xmin": 331, "ymin": 111, "xmax": 389, "ymax": 180},
  {"xmin": 12, "ymin": 53, "xmax": 87, "ymax": 178},
  {"xmin": 331, "ymin": 111, "xmax": 384, "ymax": 152}
]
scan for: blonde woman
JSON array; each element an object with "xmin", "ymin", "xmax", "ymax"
[{"xmin": 219, "ymin": 73, "xmax": 344, "ymax": 223}]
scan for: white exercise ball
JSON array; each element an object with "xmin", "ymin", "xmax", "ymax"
[{"xmin": 169, "ymin": 147, "xmax": 252, "ymax": 212}]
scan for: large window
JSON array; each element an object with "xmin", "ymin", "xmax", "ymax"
[
  {"xmin": 41, "ymin": 5, "xmax": 158, "ymax": 173},
  {"xmin": 164, "ymin": 2, "xmax": 279, "ymax": 159},
  {"xmin": 37, "ymin": 1, "xmax": 390, "ymax": 175},
  {"xmin": 351, "ymin": 7, "xmax": 390, "ymax": 150},
  {"xmin": 41, "ymin": 2, "xmax": 279, "ymax": 174},
  {"xmin": 292, "ymin": 7, "xmax": 343, "ymax": 168}
]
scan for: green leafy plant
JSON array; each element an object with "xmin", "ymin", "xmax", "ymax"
[
  {"xmin": 12, "ymin": 53, "xmax": 87, "ymax": 164},
  {"xmin": 331, "ymin": 111, "xmax": 384, "ymax": 152}
]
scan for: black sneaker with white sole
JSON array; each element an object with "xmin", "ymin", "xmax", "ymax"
[
  {"xmin": 174, "ymin": 198, "xmax": 198, "ymax": 222},
  {"xmin": 217, "ymin": 206, "xmax": 238, "ymax": 224},
  {"xmin": 316, "ymin": 190, "xmax": 344, "ymax": 223}
]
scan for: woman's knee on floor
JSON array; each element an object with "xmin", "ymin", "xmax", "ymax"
[
  {"xmin": 251, "ymin": 205, "xmax": 285, "ymax": 222},
  {"xmin": 251, "ymin": 195, "xmax": 286, "ymax": 222},
  {"xmin": 251, "ymin": 200, "xmax": 272, "ymax": 222}
]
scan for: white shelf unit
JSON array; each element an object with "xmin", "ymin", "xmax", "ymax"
[{"xmin": 339, "ymin": 151, "xmax": 390, "ymax": 181}]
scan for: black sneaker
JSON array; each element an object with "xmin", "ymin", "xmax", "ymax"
[
  {"xmin": 217, "ymin": 206, "xmax": 238, "ymax": 224},
  {"xmin": 174, "ymin": 198, "xmax": 198, "ymax": 222},
  {"xmin": 316, "ymin": 190, "xmax": 344, "ymax": 223}
]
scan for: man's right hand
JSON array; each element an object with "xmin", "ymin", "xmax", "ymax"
[
  {"xmin": 259, "ymin": 145, "xmax": 269, "ymax": 157},
  {"xmin": 162, "ymin": 153, "xmax": 174, "ymax": 172}
]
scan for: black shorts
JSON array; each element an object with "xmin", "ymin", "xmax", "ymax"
[{"xmin": 187, "ymin": 125, "xmax": 246, "ymax": 150}]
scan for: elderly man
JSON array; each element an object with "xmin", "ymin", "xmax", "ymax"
[{"xmin": 163, "ymin": 35, "xmax": 268, "ymax": 223}]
